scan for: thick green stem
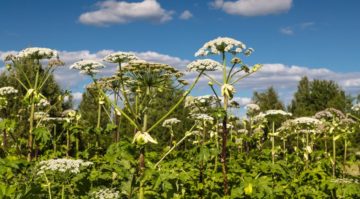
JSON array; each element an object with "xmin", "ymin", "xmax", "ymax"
[
  {"xmin": 44, "ymin": 174, "xmax": 52, "ymax": 199},
  {"xmin": 271, "ymin": 121, "xmax": 275, "ymax": 165},
  {"xmin": 344, "ymin": 139, "xmax": 347, "ymax": 164},
  {"xmin": 66, "ymin": 129, "xmax": 70, "ymax": 157},
  {"xmin": 220, "ymin": 51, "xmax": 229, "ymax": 196},
  {"xmin": 333, "ymin": 135, "xmax": 336, "ymax": 178},
  {"xmin": 61, "ymin": 184, "xmax": 65, "ymax": 199},
  {"xmin": 27, "ymin": 61, "xmax": 40, "ymax": 161}
]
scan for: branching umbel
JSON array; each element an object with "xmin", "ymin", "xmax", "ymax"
[{"xmin": 191, "ymin": 37, "xmax": 262, "ymax": 195}]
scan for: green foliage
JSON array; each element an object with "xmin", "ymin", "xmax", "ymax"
[
  {"xmin": 252, "ymin": 87, "xmax": 285, "ymax": 111},
  {"xmin": 289, "ymin": 76, "xmax": 352, "ymax": 116}
]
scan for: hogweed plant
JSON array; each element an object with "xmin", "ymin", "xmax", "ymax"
[
  {"xmin": 71, "ymin": 53, "xmax": 204, "ymax": 199},
  {"xmin": 4, "ymin": 48, "xmax": 63, "ymax": 161},
  {"xmin": 193, "ymin": 37, "xmax": 262, "ymax": 195},
  {"xmin": 36, "ymin": 158, "xmax": 93, "ymax": 199}
]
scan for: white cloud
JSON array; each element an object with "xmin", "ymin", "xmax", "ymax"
[
  {"xmin": 280, "ymin": 27, "xmax": 294, "ymax": 35},
  {"xmin": 280, "ymin": 22, "xmax": 315, "ymax": 35},
  {"xmin": 212, "ymin": 0, "xmax": 292, "ymax": 16},
  {"xmin": 79, "ymin": 0, "xmax": 173, "ymax": 26},
  {"xmin": 179, "ymin": 10, "xmax": 193, "ymax": 20}
]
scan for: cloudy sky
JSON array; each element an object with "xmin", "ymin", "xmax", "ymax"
[{"xmin": 1, "ymin": 0, "xmax": 360, "ymax": 107}]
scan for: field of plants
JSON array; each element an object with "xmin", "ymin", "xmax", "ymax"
[{"xmin": 0, "ymin": 37, "xmax": 359, "ymax": 198}]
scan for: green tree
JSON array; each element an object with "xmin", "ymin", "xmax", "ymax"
[
  {"xmin": 252, "ymin": 86, "xmax": 284, "ymax": 111},
  {"xmin": 289, "ymin": 77, "xmax": 352, "ymax": 116}
]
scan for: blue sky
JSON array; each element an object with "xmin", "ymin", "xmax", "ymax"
[{"xmin": 1, "ymin": 0, "xmax": 360, "ymax": 106}]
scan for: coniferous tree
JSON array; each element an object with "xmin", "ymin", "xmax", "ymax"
[
  {"xmin": 289, "ymin": 77, "xmax": 352, "ymax": 116},
  {"xmin": 252, "ymin": 86, "xmax": 285, "ymax": 111}
]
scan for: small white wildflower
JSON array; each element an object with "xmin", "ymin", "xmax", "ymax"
[
  {"xmin": 91, "ymin": 188, "xmax": 120, "ymax": 199},
  {"xmin": 103, "ymin": 52, "xmax": 138, "ymax": 63},
  {"xmin": 195, "ymin": 37, "xmax": 248, "ymax": 56},
  {"xmin": 70, "ymin": 60, "xmax": 105, "ymax": 75},
  {"xmin": 351, "ymin": 103, "xmax": 360, "ymax": 112},
  {"xmin": 245, "ymin": 103, "xmax": 260, "ymax": 115},
  {"xmin": 191, "ymin": 113, "xmax": 214, "ymax": 122},
  {"xmin": 36, "ymin": 99, "xmax": 50, "ymax": 107},
  {"xmin": 218, "ymin": 123, "xmax": 234, "ymax": 129},
  {"xmin": 291, "ymin": 117, "xmax": 321, "ymax": 126},
  {"xmin": 187, "ymin": 59, "xmax": 222, "ymax": 72},
  {"xmin": 162, "ymin": 118, "xmax": 181, "ymax": 128},
  {"xmin": 34, "ymin": 111, "xmax": 49, "ymax": 120},
  {"xmin": 37, "ymin": 158, "xmax": 93, "ymax": 175},
  {"xmin": 263, "ymin": 110, "xmax": 292, "ymax": 117},
  {"xmin": 17, "ymin": 47, "xmax": 58, "ymax": 59},
  {"xmin": 0, "ymin": 86, "xmax": 18, "ymax": 96}
]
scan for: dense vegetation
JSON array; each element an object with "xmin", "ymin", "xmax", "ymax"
[{"xmin": 0, "ymin": 37, "xmax": 359, "ymax": 198}]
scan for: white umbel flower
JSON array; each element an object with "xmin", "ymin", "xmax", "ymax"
[
  {"xmin": 103, "ymin": 52, "xmax": 138, "ymax": 63},
  {"xmin": 263, "ymin": 110, "xmax": 292, "ymax": 117},
  {"xmin": 195, "ymin": 37, "xmax": 248, "ymax": 56},
  {"xmin": 0, "ymin": 86, "xmax": 18, "ymax": 96},
  {"xmin": 37, "ymin": 158, "xmax": 93, "ymax": 175},
  {"xmin": 351, "ymin": 103, "xmax": 360, "ymax": 112},
  {"xmin": 191, "ymin": 113, "xmax": 214, "ymax": 122},
  {"xmin": 17, "ymin": 47, "xmax": 58, "ymax": 59},
  {"xmin": 187, "ymin": 59, "xmax": 222, "ymax": 72},
  {"xmin": 245, "ymin": 104, "xmax": 260, "ymax": 114},
  {"xmin": 162, "ymin": 118, "xmax": 181, "ymax": 128},
  {"xmin": 70, "ymin": 60, "xmax": 105, "ymax": 75},
  {"xmin": 292, "ymin": 117, "xmax": 321, "ymax": 126},
  {"xmin": 36, "ymin": 99, "xmax": 50, "ymax": 107},
  {"xmin": 91, "ymin": 188, "xmax": 120, "ymax": 199}
]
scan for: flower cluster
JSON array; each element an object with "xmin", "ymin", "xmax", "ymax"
[
  {"xmin": 162, "ymin": 118, "xmax": 181, "ymax": 128},
  {"xmin": 36, "ymin": 99, "xmax": 50, "ymax": 108},
  {"xmin": 123, "ymin": 60, "xmax": 178, "ymax": 73},
  {"xmin": 330, "ymin": 178, "xmax": 359, "ymax": 184},
  {"xmin": 17, "ymin": 47, "xmax": 58, "ymax": 59},
  {"xmin": 103, "ymin": 52, "xmax": 138, "ymax": 63},
  {"xmin": 191, "ymin": 113, "xmax": 214, "ymax": 122},
  {"xmin": 187, "ymin": 59, "xmax": 222, "ymax": 72},
  {"xmin": 245, "ymin": 104, "xmax": 260, "ymax": 115},
  {"xmin": 314, "ymin": 108, "xmax": 345, "ymax": 120},
  {"xmin": 37, "ymin": 158, "xmax": 93, "ymax": 175},
  {"xmin": 351, "ymin": 103, "xmax": 360, "ymax": 112},
  {"xmin": 221, "ymin": 84, "xmax": 235, "ymax": 99},
  {"xmin": 70, "ymin": 60, "xmax": 105, "ymax": 75},
  {"xmin": 0, "ymin": 86, "xmax": 18, "ymax": 96},
  {"xmin": 195, "ymin": 37, "xmax": 247, "ymax": 56},
  {"xmin": 291, "ymin": 117, "xmax": 321, "ymax": 126},
  {"xmin": 34, "ymin": 111, "xmax": 49, "ymax": 120},
  {"xmin": 133, "ymin": 131, "xmax": 158, "ymax": 145},
  {"xmin": 263, "ymin": 110, "xmax": 292, "ymax": 117},
  {"xmin": 91, "ymin": 188, "xmax": 120, "ymax": 199}
]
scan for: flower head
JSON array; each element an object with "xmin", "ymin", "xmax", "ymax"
[
  {"xmin": 91, "ymin": 188, "xmax": 120, "ymax": 199},
  {"xmin": 17, "ymin": 47, "xmax": 58, "ymax": 60},
  {"xmin": 0, "ymin": 86, "xmax": 18, "ymax": 96},
  {"xmin": 70, "ymin": 60, "xmax": 105, "ymax": 75},
  {"xmin": 221, "ymin": 84, "xmax": 236, "ymax": 99},
  {"xmin": 133, "ymin": 131, "xmax": 158, "ymax": 145},
  {"xmin": 351, "ymin": 103, "xmax": 360, "ymax": 112},
  {"xmin": 162, "ymin": 118, "xmax": 181, "ymax": 128},
  {"xmin": 103, "ymin": 52, "xmax": 138, "ymax": 63},
  {"xmin": 187, "ymin": 59, "xmax": 222, "ymax": 72},
  {"xmin": 195, "ymin": 37, "xmax": 249, "ymax": 56},
  {"xmin": 37, "ymin": 158, "xmax": 93, "ymax": 175},
  {"xmin": 245, "ymin": 103, "xmax": 260, "ymax": 115},
  {"xmin": 190, "ymin": 113, "xmax": 214, "ymax": 122},
  {"xmin": 291, "ymin": 117, "xmax": 321, "ymax": 126}
]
